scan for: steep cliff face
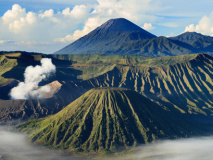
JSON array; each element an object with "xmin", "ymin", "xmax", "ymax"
[
  {"xmin": 1, "ymin": 53, "xmax": 213, "ymax": 122},
  {"xmin": 77, "ymin": 54, "xmax": 213, "ymax": 115},
  {"xmin": 18, "ymin": 88, "xmax": 199, "ymax": 152}
]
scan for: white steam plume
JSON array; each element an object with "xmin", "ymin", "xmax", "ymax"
[{"xmin": 10, "ymin": 58, "xmax": 56, "ymax": 100}]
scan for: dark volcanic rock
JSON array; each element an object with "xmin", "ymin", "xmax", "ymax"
[{"xmin": 0, "ymin": 81, "xmax": 87, "ymax": 123}]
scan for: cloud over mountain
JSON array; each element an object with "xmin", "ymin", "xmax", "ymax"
[
  {"xmin": 185, "ymin": 12, "xmax": 213, "ymax": 36},
  {"xmin": 1, "ymin": 0, "xmax": 213, "ymax": 53},
  {"xmin": 0, "ymin": 1, "xmax": 161, "ymax": 52}
]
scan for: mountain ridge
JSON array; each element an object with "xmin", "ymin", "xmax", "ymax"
[
  {"xmin": 74, "ymin": 53, "xmax": 213, "ymax": 116},
  {"xmin": 1, "ymin": 52, "xmax": 213, "ymax": 123},
  {"xmin": 54, "ymin": 18, "xmax": 213, "ymax": 57},
  {"xmin": 170, "ymin": 32, "xmax": 213, "ymax": 51}
]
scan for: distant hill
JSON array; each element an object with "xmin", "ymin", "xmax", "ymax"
[
  {"xmin": 54, "ymin": 18, "xmax": 156, "ymax": 55},
  {"xmin": 170, "ymin": 32, "xmax": 213, "ymax": 54},
  {"xmin": 17, "ymin": 88, "xmax": 199, "ymax": 152},
  {"xmin": 112, "ymin": 36, "xmax": 195, "ymax": 57},
  {"xmin": 54, "ymin": 18, "xmax": 213, "ymax": 57}
]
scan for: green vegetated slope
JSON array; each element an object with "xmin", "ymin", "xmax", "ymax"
[
  {"xmin": 112, "ymin": 36, "xmax": 195, "ymax": 57},
  {"xmin": 170, "ymin": 32, "xmax": 213, "ymax": 50},
  {"xmin": 1, "ymin": 51, "xmax": 196, "ymax": 84},
  {"xmin": 52, "ymin": 53, "xmax": 194, "ymax": 80},
  {"xmin": 76, "ymin": 53, "xmax": 213, "ymax": 115},
  {"xmin": 0, "ymin": 52, "xmax": 46, "ymax": 86},
  {"xmin": 0, "ymin": 52, "xmax": 80, "ymax": 83},
  {"xmin": 0, "ymin": 54, "xmax": 19, "ymax": 86},
  {"xmin": 0, "ymin": 52, "xmax": 150, "ymax": 84},
  {"xmin": 52, "ymin": 53, "xmax": 150, "ymax": 63},
  {"xmin": 1, "ymin": 52, "xmax": 213, "ymax": 117},
  {"xmin": 17, "ymin": 88, "xmax": 199, "ymax": 153},
  {"xmin": 52, "ymin": 54, "xmax": 150, "ymax": 80}
]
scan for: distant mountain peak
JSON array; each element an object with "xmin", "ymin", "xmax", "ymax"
[
  {"xmin": 170, "ymin": 31, "xmax": 213, "ymax": 50},
  {"xmin": 54, "ymin": 18, "xmax": 156, "ymax": 55},
  {"xmin": 170, "ymin": 31, "xmax": 212, "ymax": 41},
  {"xmin": 97, "ymin": 18, "xmax": 145, "ymax": 32},
  {"xmin": 181, "ymin": 31, "xmax": 213, "ymax": 37},
  {"xmin": 181, "ymin": 31, "xmax": 202, "ymax": 35}
]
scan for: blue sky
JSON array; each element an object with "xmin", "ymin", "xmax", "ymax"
[{"xmin": 0, "ymin": 0, "xmax": 213, "ymax": 53}]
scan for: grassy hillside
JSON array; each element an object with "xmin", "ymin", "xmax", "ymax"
[
  {"xmin": 17, "ymin": 88, "xmax": 200, "ymax": 153},
  {"xmin": 52, "ymin": 53, "xmax": 198, "ymax": 80},
  {"xmin": 170, "ymin": 32, "xmax": 213, "ymax": 49},
  {"xmin": 0, "ymin": 52, "xmax": 150, "ymax": 84},
  {"xmin": 52, "ymin": 52, "xmax": 150, "ymax": 61},
  {"xmin": 75, "ymin": 54, "xmax": 213, "ymax": 116},
  {"xmin": 0, "ymin": 52, "xmax": 199, "ymax": 84},
  {"xmin": 0, "ymin": 55, "xmax": 18, "ymax": 86},
  {"xmin": 0, "ymin": 53, "xmax": 79, "ymax": 84},
  {"xmin": 1, "ymin": 52, "xmax": 213, "ymax": 117}
]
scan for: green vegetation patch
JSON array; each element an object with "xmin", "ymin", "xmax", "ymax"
[{"xmin": 17, "ymin": 88, "xmax": 200, "ymax": 153}]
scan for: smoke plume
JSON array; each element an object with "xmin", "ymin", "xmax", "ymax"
[{"xmin": 10, "ymin": 58, "xmax": 56, "ymax": 100}]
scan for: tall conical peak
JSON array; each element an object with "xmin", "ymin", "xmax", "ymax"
[{"xmin": 96, "ymin": 18, "xmax": 150, "ymax": 33}]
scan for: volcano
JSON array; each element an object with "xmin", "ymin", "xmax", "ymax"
[
  {"xmin": 18, "ymin": 88, "xmax": 199, "ymax": 152},
  {"xmin": 54, "ymin": 18, "xmax": 156, "ymax": 55}
]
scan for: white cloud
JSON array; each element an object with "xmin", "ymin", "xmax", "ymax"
[
  {"xmin": 2, "ymin": 4, "xmax": 26, "ymax": 24},
  {"xmin": 72, "ymin": 17, "xmax": 101, "ymax": 38},
  {"xmin": 55, "ymin": 17, "xmax": 101, "ymax": 43},
  {"xmin": 142, "ymin": 23, "xmax": 155, "ymax": 30},
  {"xmin": 54, "ymin": 34, "xmax": 74, "ymax": 43},
  {"xmin": 0, "ymin": 4, "xmax": 91, "ymax": 42},
  {"xmin": 55, "ymin": 0, "xmax": 161, "ymax": 43},
  {"xmin": 93, "ymin": 0, "xmax": 159, "ymax": 24},
  {"xmin": 2, "ymin": 4, "xmax": 37, "ymax": 33},
  {"xmin": 0, "ymin": 1, "xmax": 163, "ymax": 52},
  {"xmin": 39, "ymin": 9, "xmax": 54, "ymax": 18},
  {"xmin": 184, "ymin": 13, "xmax": 213, "ymax": 35},
  {"xmin": 62, "ymin": 5, "xmax": 90, "ymax": 18}
]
